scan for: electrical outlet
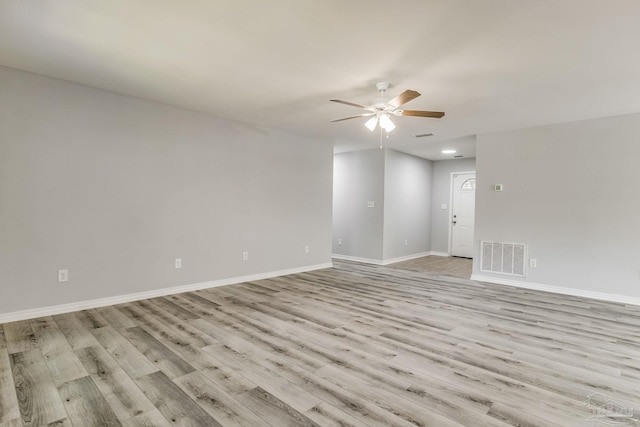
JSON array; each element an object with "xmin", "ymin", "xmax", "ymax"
[
  {"xmin": 58, "ymin": 269, "xmax": 68, "ymax": 283},
  {"xmin": 175, "ymin": 258, "xmax": 182, "ymax": 269},
  {"xmin": 404, "ymin": 240, "xmax": 408, "ymax": 247},
  {"xmin": 529, "ymin": 259, "xmax": 537, "ymax": 268},
  {"xmin": 304, "ymin": 245, "xmax": 310, "ymax": 254},
  {"xmin": 242, "ymin": 251, "xmax": 249, "ymax": 261},
  {"xmin": 338, "ymin": 238, "xmax": 342, "ymax": 246}
]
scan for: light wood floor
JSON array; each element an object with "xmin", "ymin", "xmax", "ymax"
[
  {"xmin": 1, "ymin": 261, "xmax": 640, "ymax": 426},
  {"xmin": 390, "ymin": 255, "xmax": 473, "ymax": 279}
]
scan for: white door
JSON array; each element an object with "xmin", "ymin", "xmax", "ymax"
[{"xmin": 451, "ymin": 173, "xmax": 476, "ymax": 258}]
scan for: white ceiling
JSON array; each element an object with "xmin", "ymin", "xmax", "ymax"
[{"xmin": 2, "ymin": 1, "xmax": 640, "ymax": 160}]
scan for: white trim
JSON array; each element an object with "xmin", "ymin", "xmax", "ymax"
[
  {"xmin": 333, "ymin": 251, "xmax": 445, "ymax": 266},
  {"xmin": 471, "ymin": 274, "xmax": 640, "ymax": 306},
  {"xmin": 381, "ymin": 252, "xmax": 432, "ymax": 265},
  {"xmin": 332, "ymin": 254, "xmax": 384, "ymax": 265},
  {"xmin": 448, "ymin": 170, "xmax": 476, "ymax": 257},
  {"xmin": 0, "ymin": 263, "xmax": 333, "ymax": 323},
  {"xmin": 430, "ymin": 251, "xmax": 450, "ymax": 257}
]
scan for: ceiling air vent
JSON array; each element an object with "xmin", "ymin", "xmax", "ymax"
[{"xmin": 414, "ymin": 133, "xmax": 434, "ymax": 138}]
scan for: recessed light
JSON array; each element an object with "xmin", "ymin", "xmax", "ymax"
[{"xmin": 442, "ymin": 149, "xmax": 456, "ymax": 154}]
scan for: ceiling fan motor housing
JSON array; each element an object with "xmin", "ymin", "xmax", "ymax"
[
  {"xmin": 375, "ymin": 81, "xmax": 390, "ymax": 92},
  {"xmin": 371, "ymin": 97, "xmax": 389, "ymax": 107}
]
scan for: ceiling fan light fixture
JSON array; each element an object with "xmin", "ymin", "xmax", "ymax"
[
  {"xmin": 364, "ymin": 117, "xmax": 378, "ymax": 131},
  {"xmin": 330, "ymin": 82, "xmax": 444, "ymax": 137},
  {"xmin": 379, "ymin": 114, "xmax": 395, "ymax": 132}
]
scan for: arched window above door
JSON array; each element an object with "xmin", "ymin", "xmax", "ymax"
[{"xmin": 461, "ymin": 178, "xmax": 476, "ymax": 190}]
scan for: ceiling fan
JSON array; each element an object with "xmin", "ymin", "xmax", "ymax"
[{"xmin": 330, "ymin": 81, "xmax": 444, "ymax": 132}]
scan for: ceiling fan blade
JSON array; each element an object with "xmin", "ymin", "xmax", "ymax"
[
  {"xmin": 330, "ymin": 113, "xmax": 375, "ymax": 123},
  {"xmin": 330, "ymin": 99, "xmax": 370, "ymax": 109},
  {"xmin": 386, "ymin": 90, "xmax": 420, "ymax": 108},
  {"xmin": 400, "ymin": 110, "xmax": 445, "ymax": 118}
]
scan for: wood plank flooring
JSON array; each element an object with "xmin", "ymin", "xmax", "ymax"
[
  {"xmin": 390, "ymin": 255, "xmax": 472, "ymax": 279},
  {"xmin": 1, "ymin": 260, "xmax": 640, "ymax": 426}
]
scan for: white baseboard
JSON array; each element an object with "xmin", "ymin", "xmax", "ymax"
[
  {"xmin": 331, "ymin": 254, "xmax": 384, "ymax": 265},
  {"xmin": 332, "ymin": 251, "xmax": 444, "ymax": 266},
  {"xmin": 471, "ymin": 274, "xmax": 640, "ymax": 306},
  {"xmin": 381, "ymin": 252, "xmax": 432, "ymax": 265},
  {"xmin": 0, "ymin": 262, "xmax": 333, "ymax": 323},
  {"xmin": 429, "ymin": 251, "xmax": 450, "ymax": 257}
]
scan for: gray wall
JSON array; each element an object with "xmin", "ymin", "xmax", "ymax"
[
  {"xmin": 332, "ymin": 148, "xmax": 433, "ymax": 262},
  {"xmin": 474, "ymin": 113, "xmax": 640, "ymax": 298},
  {"xmin": 0, "ymin": 65, "xmax": 333, "ymax": 314},
  {"xmin": 383, "ymin": 150, "xmax": 432, "ymax": 260},
  {"xmin": 332, "ymin": 149, "xmax": 385, "ymax": 260},
  {"xmin": 430, "ymin": 158, "xmax": 477, "ymax": 254}
]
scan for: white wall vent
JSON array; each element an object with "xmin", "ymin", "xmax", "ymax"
[{"xmin": 480, "ymin": 241, "xmax": 526, "ymax": 277}]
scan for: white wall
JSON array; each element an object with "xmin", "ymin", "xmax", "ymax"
[
  {"xmin": 430, "ymin": 158, "xmax": 477, "ymax": 254},
  {"xmin": 383, "ymin": 150, "xmax": 432, "ymax": 260},
  {"xmin": 332, "ymin": 149, "xmax": 385, "ymax": 260},
  {"xmin": 0, "ymin": 65, "xmax": 333, "ymax": 315},
  {"xmin": 474, "ymin": 113, "xmax": 640, "ymax": 299}
]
